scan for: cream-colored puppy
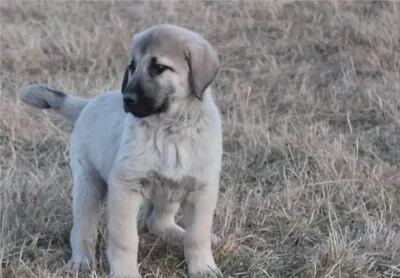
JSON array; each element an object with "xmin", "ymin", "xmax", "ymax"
[{"xmin": 19, "ymin": 24, "xmax": 223, "ymax": 278}]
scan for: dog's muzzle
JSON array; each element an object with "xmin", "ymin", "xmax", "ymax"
[
  {"xmin": 123, "ymin": 93, "xmax": 168, "ymax": 118},
  {"xmin": 123, "ymin": 94, "xmax": 138, "ymax": 112}
]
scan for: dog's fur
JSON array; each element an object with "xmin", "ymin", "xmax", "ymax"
[{"xmin": 19, "ymin": 24, "xmax": 223, "ymax": 278}]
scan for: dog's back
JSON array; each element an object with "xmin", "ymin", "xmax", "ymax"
[{"xmin": 69, "ymin": 91, "xmax": 127, "ymax": 182}]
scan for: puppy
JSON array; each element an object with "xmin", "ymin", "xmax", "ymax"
[{"xmin": 19, "ymin": 24, "xmax": 223, "ymax": 278}]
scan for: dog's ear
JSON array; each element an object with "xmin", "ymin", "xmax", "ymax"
[
  {"xmin": 185, "ymin": 39, "xmax": 220, "ymax": 101},
  {"xmin": 121, "ymin": 66, "xmax": 129, "ymax": 93}
]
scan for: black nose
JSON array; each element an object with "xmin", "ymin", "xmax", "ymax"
[{"xmin": 123, "ymin": 94, "xmax": 138, "ymax": 106}]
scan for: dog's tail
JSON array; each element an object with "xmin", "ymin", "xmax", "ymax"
[{"xmin": 19, "ymin": 85, "xmax": 89, "ymax": 123}]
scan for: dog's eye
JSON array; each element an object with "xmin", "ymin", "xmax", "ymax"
[{"xmin": 152, "ymin": 64, "xmax": 169, "ymax": 75}]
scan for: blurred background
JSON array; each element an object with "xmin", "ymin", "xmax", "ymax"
[{"xmin": 1, "ymin": 1, "xmax": 399, "ymax": 277}]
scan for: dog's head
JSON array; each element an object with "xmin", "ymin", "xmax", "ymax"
[{"xmin": 121, "ymin": 24, "xmax": 220, "ymax": 118}]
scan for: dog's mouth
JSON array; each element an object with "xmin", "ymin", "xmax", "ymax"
[{"xmin": 124, "ymin": 98, "xmax": 168, "ymax": 118}]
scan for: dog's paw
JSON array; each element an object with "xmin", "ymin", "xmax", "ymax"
[
  {"xmin": 188, "ymin": 267, "xmax": 223, "ymax": 278},
  {"xmin": 188, "ymin": 258, "xmax": 222, "ymax": 278},
  {"xmin": 110, "ymin": 268, "xmax": 141, "ymax": 278},
  {"xmin": 68, "ymin": 254, "xmax": 97, "ymax": 272}
]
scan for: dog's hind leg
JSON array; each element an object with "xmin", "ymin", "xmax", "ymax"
[
  {"xmin": 146, "ymin": 202, "xmax": 221, "ymax": 246},
  {"xmin": 146, "ymin": 202, "xmax": 185, "ymax": 243},
  {"xmin": 69, "ymin": 170, "xmax": 106, "ymax": 271}
]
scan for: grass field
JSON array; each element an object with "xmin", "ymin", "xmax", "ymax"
[{"xmin": 1, "ymin": 1, "xmax": 400, "ymax": 277}]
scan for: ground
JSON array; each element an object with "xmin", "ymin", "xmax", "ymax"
[{"xmin": 1, "ymin": 1, "xmax": 400, "ymax": 278}]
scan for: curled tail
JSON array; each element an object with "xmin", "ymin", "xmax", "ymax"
[{"xmin": 19, "ymin": 85, "xmax": 89, "ymax": 123}]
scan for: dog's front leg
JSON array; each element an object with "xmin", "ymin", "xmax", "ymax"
[
  {"xmin": 182, "ymin": 185, "xmax": 222, "ymax": 278},
  {"xmin": 107, "ymin": 177, "xmax": 142, "ymax": 278}
]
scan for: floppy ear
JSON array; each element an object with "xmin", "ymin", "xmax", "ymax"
[
  {"xmin": 121, "ymin": 66, "xmax": 129, "ymax": 93},
  {"xmin": 185, "ymin": 39, "xmax": 220, "ymax": 100}
]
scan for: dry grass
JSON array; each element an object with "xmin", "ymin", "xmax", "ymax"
[{"xmin": 1, "ymin": 1, "xmax": 400, "ymax": 277}]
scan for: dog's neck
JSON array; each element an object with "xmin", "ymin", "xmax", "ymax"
[{"xmin": 138, "ymin": 87, "xmax": 216, "ymax": 132}]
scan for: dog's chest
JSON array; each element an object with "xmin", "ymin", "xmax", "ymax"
[
  {"xmin": 138, "ymin": 171, "xmax": 204, "ymax": 203},
  {"xmin": 139, "ymin": 125, "xmax": 209, "ymax": 175},
  {"xmin": 129, "ymin": 125, "xmax": 212, "ymax": 202}
]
